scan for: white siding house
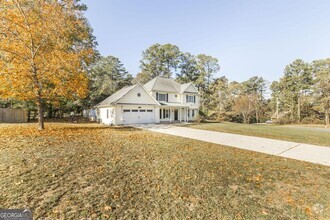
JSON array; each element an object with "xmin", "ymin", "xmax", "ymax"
[{"xmin": 96, "ymin": 77, "xmax": 200, "ymax": 125}]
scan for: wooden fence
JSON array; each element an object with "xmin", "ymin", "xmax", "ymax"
[{"xmin": 0, "ymin": 108, "xmax": 28, "ymax": 123}]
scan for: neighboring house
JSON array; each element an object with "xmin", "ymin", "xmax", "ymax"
[
  {"xmin": 96, "ymin": 76, "xmax": 200, "ymax": 125},
  {"xmin": 83, "ymin": 109, "xmax": 97, "ymax": 121}
]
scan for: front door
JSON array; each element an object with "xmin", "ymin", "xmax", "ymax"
[{"xmin": 174, "ymin": 109, "xmax": 178, "ymax": 121}]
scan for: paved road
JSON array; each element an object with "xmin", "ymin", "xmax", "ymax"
[{"xmin": 133, "ymin": 124, "xmax": 330, "ymax": 166}]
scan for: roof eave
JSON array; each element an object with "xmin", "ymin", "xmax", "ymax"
[{"xmin": 96, "ymin": 103, "xmax": 115, "ymax": 108}]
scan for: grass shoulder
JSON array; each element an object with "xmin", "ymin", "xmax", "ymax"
[{"xmin": 181, "ymin": 122, "xmax": 330, "ymax": 147}]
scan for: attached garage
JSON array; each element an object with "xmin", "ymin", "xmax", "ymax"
[
  {"xmin": 122, "ymin": 109, "xmax": 155, "ymax": 124},
  {"xmin": 96, "ymin": 84, "xmax": 160, "ymax": 125}
]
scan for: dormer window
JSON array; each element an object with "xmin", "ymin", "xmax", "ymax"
[
  {"xmin": 186, "ymin": 95, "xmax": 196, "ymax": 103},
  {"xmin": 156, "ymin": 92, "xmax": 168, "ymax": 102},
  {"xmin": 159, "ymin": 94, "xmax": 166, "ymax": 101}
]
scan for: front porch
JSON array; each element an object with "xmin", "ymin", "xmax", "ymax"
[{"xmin": 159, "ymin": 103, "xmax": 197, "ymax": 123}]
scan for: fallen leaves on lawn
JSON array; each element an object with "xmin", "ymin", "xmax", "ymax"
[{"xmin": 0, "ymin": 123, "xmax": 329, "ymax": 219}]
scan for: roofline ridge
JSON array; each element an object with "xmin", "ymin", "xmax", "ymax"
[
  {"xmin": 94, "ymin": 85, "xmax": 134, "ymax": 107},
  {"xmin": 151, "ymin": 76, "xmax": 159, "ymax": 91},
  {"xmin": 114, "ymin": 83, "xmax": 160, "ymax": 106},
  {"xmin": 112, "ymin": 84, "xmax": 137, "ymax": 104}
]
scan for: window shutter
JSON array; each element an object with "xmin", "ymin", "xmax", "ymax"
[
  {"xmin": 156, "ymin": 92, "xmax": 159, "ymax": 101},
  {"xmin": 186, "ymin": 95, "xmax": 188, "ymax": 102},
  {"xmin": 194, "ymin": 96, "xmax": 196, "ymax": 103},
  {"xmin": 166, "ymin": 93, "xmax": 168, "ymax": 102}
]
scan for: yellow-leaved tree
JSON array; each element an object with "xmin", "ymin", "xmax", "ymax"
[{"xmin": 0, "ymin": 0, "xmax": 96, "ymax": 130}]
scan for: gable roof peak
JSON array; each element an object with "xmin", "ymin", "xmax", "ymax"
[
  {"xmin": 96, "ymin": 83, "xmax": 160, "ymax": 107},
  {"xmin": 181, "ymin": 82, "xmax": 199, "ymax": 94},
  {"xmin": 95, "ymin": 84, "xmax": 137, "ymax": 107}
]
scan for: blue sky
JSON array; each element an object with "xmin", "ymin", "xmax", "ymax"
[{"xmin": 81, "ymin": 0, "xmax": 330, "ymax": 83}]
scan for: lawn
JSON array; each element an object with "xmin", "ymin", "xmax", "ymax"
[
  {"xmin": 182, "ymin": 122, "xmax": 330, "ymax": 147},
  {"xmin": 0, "ymin": 123, "xmax": 329, "ymax": 219}
]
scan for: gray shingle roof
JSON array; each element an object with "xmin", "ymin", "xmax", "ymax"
[
  {"xmin": 96, "ymin": 77, "xmax": 199, "ymax": 108},
  {"xmin": 180, "ymin": 83, "xmax": 191, "ymax": 92},
  {"xmin": 144, "ymin": 77, "xmax": 181, "ymax": 93},
  {"xmin": 181, "ymin": 82, "xmax": 199, "ymax": 94},
  {"xmin": 96, "ymin": 85, "xmax": 136, "ymax": 107}
]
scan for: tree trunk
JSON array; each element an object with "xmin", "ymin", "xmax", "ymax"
[
  {"xmin": 276, "ymin": 97, "xmax": 279, "ymax": 120},
  {"xmin": 218, "ymin": 103, "xmax": 222, "ymax": 119},
  {"xmin": 297, "ymin": 95, "xmax": 301, "ymax": 122},
  {"xmin": 242, "ymin": 114, "xmax": 247, "ymax": 124},
  {"xmin": 290, "ymin": 100, "xmax": 294, "ymax": 120},
  {"xmin": 255, "ymin": 109, "xmax": 259, "ymax": 123},
  {"xmin": 31, "ymin": 61, "xmax": 44, "ymax": 130},
  {"xmin": 201, "ymin": 90, "xmax": 205, "ymax": 112},
  {"xmin": 53, "ymin": 109, "xmax": 58, "ymax": 118},
  {"xmin": 48, "ymin": 103, "xmax": 53, "ymax": 118},
  {"xmin": 37, "ymin": 98, "xmax": 44, "ymax": 130},
  {"xmin": 325, "ymin": 109, "xmax": 329, "ymax": 128},
  {"xmin": 27, "ymin": 110, "xmax": 31, "ymax": 122}
]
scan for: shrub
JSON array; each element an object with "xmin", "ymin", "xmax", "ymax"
[
  {"xmin": 301, "ymin": 116, "xmax": 323, "ymax": 124},
  {"xmin": 207, "ymin": 112, "xmax": 227, "ymax": 122},
  {"xmin": 195, "ymin": 110, "xmax": 207, "ymax": 123},
  {"xmin": 275, "ymin": 117, "xmax": 296, "ymax": 125}
]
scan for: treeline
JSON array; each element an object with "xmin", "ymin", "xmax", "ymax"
[
  {"xmin": 270, "ymin": 59, "xmax": 330, "ymax": 125},
  {"xmin": 1, "ymin": 1, "xmax": 328, "ymax": 129},
  {"xmin": 131, "ymin": 43, "xmax": 329, "ymax": 126},
  {"xmin": 1, "ymin": 42, "xmax": 329, "ymax": 126}
]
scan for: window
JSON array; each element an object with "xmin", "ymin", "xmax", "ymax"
[
  {"xmin": 139, "ymin": 110, "xmax": 146, "ymax": 112},
  {"xmin": 160, "ymin": 109, "xmax": 169, "ymax": 119},
  {"xmin": 147, "ymin": 110, "xmax": 153, "ymax": 112},
  {"xmin": 188, "ymin": 110, "xmax": 190, "ymax": 117},
  {"xmin": 186, "ymin": 95, "xmax": 195, "ymax": 103},
  {"xmin": 192, "ymin": 110, "xmax": 195, "ymax": 117},
  {"xmin": 106, "ymin": 109, "xmax": 109, "ymax": 119},
  {"xmin": 156, "ymin": 93, "xmax": 168, "ymax": 102},
  {"xmin": 123, "ymin": 109, "xmax": 130, "ymax": 112},
  {"xmin": 165, "ymin": 109, "xmax": 169, "ymax": 118},
  {"xmin": 132, "ymin": 110, "xmax": 138, "ymax": 112},
  {"xmin": 158, "ymin": 93, "xmax": 166, "ymax": 102}
]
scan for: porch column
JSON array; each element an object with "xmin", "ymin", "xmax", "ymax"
[{"xmin": 179, "ymin": 108, "xmax": 182, "ymax": 122}]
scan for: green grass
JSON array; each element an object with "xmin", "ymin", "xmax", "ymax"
[
  {"xmin": 182, "ymin": 122, "xmax": 330, "ymax": 147},
  {"xmin": 0, "ymin": 123, "xmax": 329, "ymax": 219}
]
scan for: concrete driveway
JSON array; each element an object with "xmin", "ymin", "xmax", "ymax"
[{"xmin": 133, "ymin": 124, "xmax": 330, "ymax": 166}]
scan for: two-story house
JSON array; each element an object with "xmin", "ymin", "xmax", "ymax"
[{"xmin": 96, "ymin": 76, "xmax": 200, "ymax": 125}]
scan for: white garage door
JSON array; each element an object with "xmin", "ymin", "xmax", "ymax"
[{"xmin": 122, "ymin": 109, "xmax": 154, "ymax": 124}]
